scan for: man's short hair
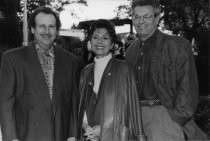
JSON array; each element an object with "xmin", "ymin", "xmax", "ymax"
[
  {"xmin": 131, "ymin": 0, "xmax": 161, "ymax": 16},
  {"xmin": 28, "ymin": 6, "xmax": 61, "ymax": 31}
]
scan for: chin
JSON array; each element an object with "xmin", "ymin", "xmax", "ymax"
[{"xmin": 138, "ymin": 32, "xmax": 149, "ymax": 38}]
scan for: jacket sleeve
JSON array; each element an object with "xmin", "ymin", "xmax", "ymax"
[
  {"xmin": 77, "ymin": 65, "xmax": 93, "ymax": 140},
  {"xmin": 0, "ymin": 53, "xmax": 18, "ymax": 141},
  {"xmin": 126, "ymin": 65, "xmax": 146, "ymax": 140},
  {"xmin": 68, "ymin": 57, "xmax": 83, "ymax": 138},
  {"xmin": 167, "ymin": 40, "xmax": 199, "ymax": 126},
  {"xmin": 77, "ymin": 68, "xmax": 86, "ymax": 139}
]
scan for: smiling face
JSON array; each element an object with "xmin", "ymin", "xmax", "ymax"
[
  {"xmin": 31, "ymin": 12, "xmax": 58, "ymax": 51},
  {"xmin": 132, "ymin": 5, "xmax": 160, "ymax": 41},
  {"xmin": 90, "ymin": 28, "xmax": 113, "ymax": 59}
]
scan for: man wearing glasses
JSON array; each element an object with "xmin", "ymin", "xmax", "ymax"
[
  {"xmin": 125, "ymin": 0, "xmax": 209, "ymax": 140},
  {"xmin": 0, "ymin": 6, "xmax": 81, "ymax": 141}
]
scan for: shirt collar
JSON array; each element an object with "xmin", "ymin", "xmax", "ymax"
[
  {"xmin": 94, "ymin": 53, "xmax": 112, "ymax": 64},
  {"xmin": 140, "ymin": 29, "xmax": 158, "ymax": 44},
  {"xmin": 35, "ymin": 44, "xmax": 54, "ymax": 58}
]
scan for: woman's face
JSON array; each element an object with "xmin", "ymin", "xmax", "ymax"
[{"xmin": 90, "ymin": 28, "xmax": 113, "ymax": 59}]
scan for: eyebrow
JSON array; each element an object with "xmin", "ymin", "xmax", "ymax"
[
  {"xmin": 94, "ymin": 33, "xmax": 110, "ymax": 36},
  {"xmin": 133, "ymin": 13, "xmax": 154, "ymax": 16}
]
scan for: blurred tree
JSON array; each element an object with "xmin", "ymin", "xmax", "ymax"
[
  {"xmin": 49, "ymin": 0, "xmax": 87, "ymax": 12},
  {"xmin": 114, "ymin": 4, "xmax": 131, "ymax": 19},
  {"xmin": 0, "ymin": 0, "xmax": 22, "ymax": 47},
  {"xmin": 160, "ymin": 0, "xmax": 209, "ymax": 38},
  {"xmin": 0, "ymin": 0, "xmax": 87, "ymax": 50},
  {"xmin": 18, "ymin": 0, "xmax": 87, "ymax": 19}
]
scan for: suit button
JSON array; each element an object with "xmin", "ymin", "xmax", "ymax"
[
  {"xmin": 31, "ymin": 106, "xmax": 34, "ymax": 110},
  {"xmin": 27, "ymin": 90, "xmax": 30, "ymax": 95},
  {"xmin": 88, "ymin": 82, "xmax": 93, "ymax": 86},
  {"xmin": 34, "ymin": 122, "xmax": 38, "ymax": 126}
]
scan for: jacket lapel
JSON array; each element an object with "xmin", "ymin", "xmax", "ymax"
[
  {"xmin": 26, "ymin": 45, "xmax": 52, "ymax": 110},
  {"xmin": 97, "ymin": 57, "xmax": 114, "ymax": 96},
  {"xmin": 151, "ymin": 30, "xmax": 165, "ymax": 89},
  {"xmin": 85, "ymin": 65, "xmax": 94, "ymax": 104},
  {"xmin": 97, "ymin": 57, "xmax": 114, "ymax": 128},
  {"xmin": 52, "ymin": 47, "xmax": 62, "ymax": 118}
]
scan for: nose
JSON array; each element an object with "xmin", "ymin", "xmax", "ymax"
[
  {"xmin": 45, "ymin": 27, "xmax": 50, "ymax": 33},
  {"xmin": 97, "ymin": 38, "xmax": 103, "ymax": 43},
  {"xmin": 138, "ymin": 17, "xmax": 144, "ymax": 23}
]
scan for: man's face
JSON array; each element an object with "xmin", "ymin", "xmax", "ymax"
[
  {"xmin": 31, "ymin": 12, "xmax": 58, "ymax": 51},
  {"xmin": 132, "ymin": 5, "xmax": 159, "ymax": 41}
]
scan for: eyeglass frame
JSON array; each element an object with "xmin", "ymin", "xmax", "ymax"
[
  {"xmin": 132, "ymin": 14, "xmax": 157, "ymax": 22},
  {"xmin": 36, "ymin": 24, "xmax": 57, "ymax": 31}
]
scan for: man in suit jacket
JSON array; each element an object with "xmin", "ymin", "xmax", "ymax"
[{"xmin": 0, "ymin": 6, "xmax": 81, "ymax": 141}]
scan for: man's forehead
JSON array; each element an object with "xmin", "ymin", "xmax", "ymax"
[
  {"xmin": 35, "ymin": 13, "xmax": 56, "ymax": 24},
  {"xmin": 132, "ymin": 6, "xmax": 155, "ymax": 14}
]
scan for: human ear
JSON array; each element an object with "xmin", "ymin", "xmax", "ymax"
[
  {"xmin": 87, "ymin": 41, "xmax": 92, "ymax": 51},
  {"xmin": 155, "ymin": 14, "xmax": 161, "ymax": 25},
  {"xmin": 111, "ymin": 43, "xmax": 114, "ymax": 49},
  {"xmin": 31, "ymin": 27, "xmax": 35, "ymax": 34}
]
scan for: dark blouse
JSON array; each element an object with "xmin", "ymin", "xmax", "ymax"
[{"xmin": 85, "ymin": 90, "xmax": 103, "ymax": 127}]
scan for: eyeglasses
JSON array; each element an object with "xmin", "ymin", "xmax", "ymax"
[
  {"xmin": 37, "ymin": 24, "xmax": 56, "ymax": 31},
  {"xmin": 132, "ymin": 14, "xmax": 155, "ymax": 22}
]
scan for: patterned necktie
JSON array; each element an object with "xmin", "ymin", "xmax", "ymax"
[{"xmin": 41, "ymin": 51, "xmax": 54, "ymax": 100}]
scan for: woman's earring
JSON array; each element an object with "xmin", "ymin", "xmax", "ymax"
[{"xmin": 87, "ymin": 41, "xmax": 92, "ymax": 51}]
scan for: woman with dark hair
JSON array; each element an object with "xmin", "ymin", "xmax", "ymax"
[{"xmin": 78, "ymin": 19, "xmax": 146, "ymax": 141}]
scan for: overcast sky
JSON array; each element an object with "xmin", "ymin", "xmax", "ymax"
[{"xmin": 60, "ymin": 0, "xmax": 130, "ymax": 29}]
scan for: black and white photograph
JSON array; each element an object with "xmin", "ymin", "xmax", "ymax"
[{"xmin": 0, "ymin": 0, "xmax": 209, "ymax": 141}]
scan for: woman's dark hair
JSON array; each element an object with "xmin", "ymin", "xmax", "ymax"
[
  {"xmin": 88, "ymin": 19, "xmax": 116, "ymax": 43},
  {"xmin": 28, "ymin": 6, "xmax": 61, "ymax": 31}
]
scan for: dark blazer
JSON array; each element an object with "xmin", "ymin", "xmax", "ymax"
[
  {"xmin": 78, "ymin": 57, "xmax": 145, "ymax": 141},
  {"xmin": 0, "ymin": 44, "xmax": 81, "ymax": 141}
]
